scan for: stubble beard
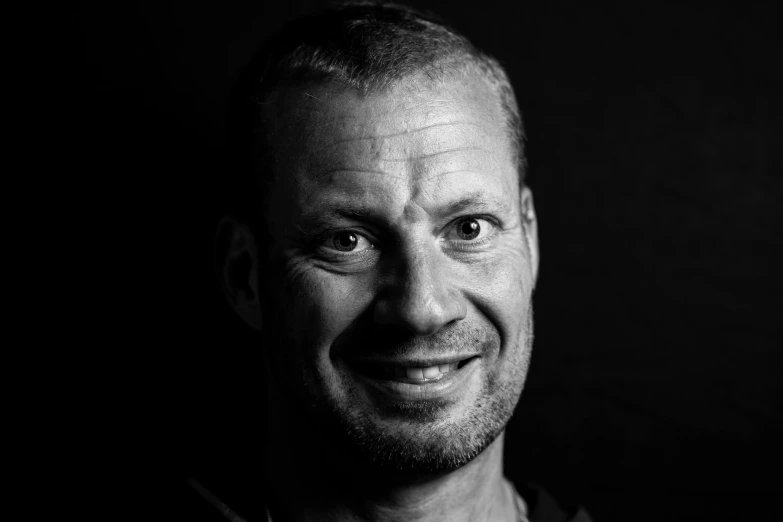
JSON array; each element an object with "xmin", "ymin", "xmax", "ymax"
[
  {"xmin": 274, "ymin": 310, "xmax": 534, "ymax": 475},
  {"xmin": 326, "ymin": 376, "xmax": 523, "ymax": 474}
]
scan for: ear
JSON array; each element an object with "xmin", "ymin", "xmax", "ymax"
[
  {"xmin": 214, "ymin": 215, "xmax": 264, "ymax": 331},
  {"xmin": 519, "ymin": 186, "xmax": 540, "ymax": 286}
]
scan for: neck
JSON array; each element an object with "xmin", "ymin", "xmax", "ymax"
[{"xmin": 265, "ymin": 391, "xmax": 516, "ymax": 522}]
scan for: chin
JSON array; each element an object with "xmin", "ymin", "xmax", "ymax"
[
  {"xmin": 358, "ymin": 420, "xmax": 508, "ymax": 475},
  {"xmin": 309, "ymin": 370, "xmax": 523, "ymax": 475}
]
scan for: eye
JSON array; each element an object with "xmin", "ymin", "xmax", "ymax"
[
  {"xmin": 447, "ymin": 217, "xmax": 495, "ymax": 242},
  {"xmin": 327, "ymin": 231, "xmax": 374, "ymax": 253}
]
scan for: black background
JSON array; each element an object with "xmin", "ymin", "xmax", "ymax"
[{"xmin": 79, "ymin": 1, "xmax": 781, "ymax": 520}]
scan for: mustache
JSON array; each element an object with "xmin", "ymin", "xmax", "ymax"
[{"xmin": 333, "ymin": 321, "xmax": 496, "ymax": 359}]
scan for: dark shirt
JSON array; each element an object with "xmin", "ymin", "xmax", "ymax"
[{"xmin": 185, "ymin": 477, "xmax": 593, "ymax": 522}]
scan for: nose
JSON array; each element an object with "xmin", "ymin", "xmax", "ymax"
[{"xmin": 373, "ymin": 242, "xmax": 467, "ymax": 335}]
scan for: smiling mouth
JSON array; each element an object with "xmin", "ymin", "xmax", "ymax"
[{"xmin": 350, "ymin": 357, "xmax": 477, "ymax": 384}]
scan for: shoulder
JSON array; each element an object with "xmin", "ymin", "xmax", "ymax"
[{"xmin": 183, "ymin": 477, "xmax": 263, "ymax": 522}]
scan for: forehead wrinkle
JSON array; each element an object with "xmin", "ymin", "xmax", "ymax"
[
  {"xmin": 313, "ymin": 168, "xmax": 389, "ymax": 178},
  {"xmin": 298, "ymin": 170, "xmax": 408, "ymax": 210},
  {"xmin": 306, "ymin": 120, "xmax": 487, "ymax": 158},
  {"xmin": 326, "ymin": 147, "xmax": 485, "ymax": 165},
  {"xmin": 363, "ymin": 146, "xmax": 485, "ymax": 163},
  {"xmin": 306, "ymin": 145, "xmax": 496, "ymax": 189},
  {"xmin": 410, "ymin": 150, "xmax": 503, "ymax": 183},
  {"xmin": 304, "ymin": 137, "xmax": 492, "ymax": 187},
  {"xmin": 305, "ymin": 126, "xmax": 496, "ymax": 178}
]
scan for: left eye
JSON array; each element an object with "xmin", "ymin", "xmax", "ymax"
[
  {"xmin": 327, "ymin": 231, "xmax": 374, "ymax": 252},
  {"xmin": 446, "ymin": 217, "xmax": 495, "ymax": 241}
]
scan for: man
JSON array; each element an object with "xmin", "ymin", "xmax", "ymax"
[{"xmin": 205, "ymin": 2, "xmax": 591, "ymax": 521}]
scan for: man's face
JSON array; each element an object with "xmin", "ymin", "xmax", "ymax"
[{"xmin": 260, "ymin": 73, "xmax": 538, "ymax": 472}]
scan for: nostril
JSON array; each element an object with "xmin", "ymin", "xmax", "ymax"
[{"xmin": 372, "ymin": 263, "xmax": 467, "ymax": 334}]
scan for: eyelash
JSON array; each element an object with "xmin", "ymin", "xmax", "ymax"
[
  {"xmin": 314, "ymin": 228, "xmax": 376, "ymax": 258},
  {"xmin": 448, "ymin": 216, "xmax": 500, "ymax": 249},
  {"xmin": 315, "ymin": 215, "xmax": 501, "ymax": 257}
]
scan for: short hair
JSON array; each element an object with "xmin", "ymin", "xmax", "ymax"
[{"xmin": 223, "ymin": 1, "xmax": 525, "ymax": 232}]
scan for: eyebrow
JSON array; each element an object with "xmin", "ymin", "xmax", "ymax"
[
  {"xmin": 437, "ymin": 192, "xmax": 513, "ymax": 217},
  {"xmin": 296, "ymin": 205, "xmax": 383, "ymax": 236},
  {"xmin": 296, "ymin": 191, "xmax": 513, "ymax": 235}
]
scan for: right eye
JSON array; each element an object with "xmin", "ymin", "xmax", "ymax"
[{"xmin": 325, "ymin": 231, "xmax": 375, "ymax": 253}]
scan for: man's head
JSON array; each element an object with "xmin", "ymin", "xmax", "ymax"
[{"xmin": 218, "ymin": 2, "xmax": 539, "ymax": 475}]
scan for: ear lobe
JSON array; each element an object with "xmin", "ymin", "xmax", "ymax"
[
  {"xmin": 214, "ymin": 216, "xmax": 264, "ymax": 331},
  {"xmin": 519, "ymin": 186, "xmax": 540, "ymax": 286}
]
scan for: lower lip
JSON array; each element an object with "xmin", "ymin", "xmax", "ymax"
[{"xmin": 348, "ymin": 358, "xmax": 480, "ymax": 402}]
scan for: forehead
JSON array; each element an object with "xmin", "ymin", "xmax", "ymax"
[
  {"xmin": 276, "ymin": 74, "xmax": 509, "ymax": 160},
  {"xmin": 267, "ymin": 73, "xmax": 518, "ymax": 223}
]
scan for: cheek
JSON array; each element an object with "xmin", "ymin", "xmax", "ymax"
[
  {"xmin": 278, "ymin": 259, "xmax": 375, "ymax": 357},
  {"xmin": 464, "ymin": 243, "xmax": 533, "ymax": 348},
  {"xmin": 467, "ymin": 248, "xmax": 533, "ymax": 397}
]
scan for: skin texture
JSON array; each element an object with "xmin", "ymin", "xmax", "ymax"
[{"xmin": 219, "ymin": 71, "xmax": 539, "ymax": 522}]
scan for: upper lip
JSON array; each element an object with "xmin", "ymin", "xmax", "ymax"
[{"xmin": 346, "ymin": 355, "xmax": 480, "ymax": 367}]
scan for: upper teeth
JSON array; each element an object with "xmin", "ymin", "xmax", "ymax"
[{"xmin": 386, "ymin": 363, "xmax": 458, "ymax": 381}]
